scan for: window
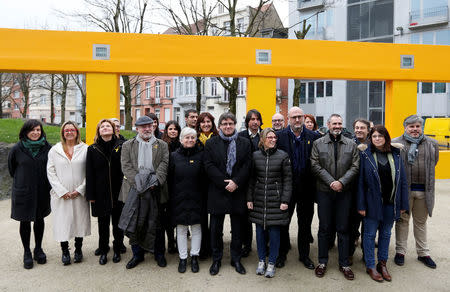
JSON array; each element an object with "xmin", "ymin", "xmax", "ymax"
[
  {"xmin": 211, "ymin": 78, "xmax": 217, "ymax": 96},
  {"xmin": 40, "ymin": 94, "xmax": 46, "ymax": 105},
  {"xmin": 14, "ymin": 91, "xmax": 20, "ymax": 99},
  {"xmin": 421, "ymin": 82, "xmax": 432, "ymax": 93},
  {"xmin": 369, "ymin": 81, "xmax": 383, "ymax": 107},
  {"xmin": 165, "ymin": 80, "xmax": 171, "ymax": 97},
  {"xmin": 308, "ymin": 82, "xmax": 315, "ymax": 103},
  {"xmin": 316, "ymin": 116, "xmax": 324, "ymax": 127},
  {"xmin": 435, "ymin": 83, "xmax": 446, "ymax": 93},
  {"xmin": 55, "ymin": 95, "xmax": 62, "ymax": 106},
  {"xmin": 135, "ymin": 84, "xmax": 141, "ymax": 105},
  {"xmin": 326, "ymin": 81, "xmax": 333, "ymax": 96},
  {"xmin": 14, "ymin": 103, "xmax": 19, "ymax": 110},
  {"xmin": 224, "ymin": 21, "xmax": 231, "ymax": 35},
  {"xmin": 208, "ymin": 106, "xmax": 214, "ymax": 111},
  {"xmin": 155, "ymin": 81, "xmax": 160, "ymax": 98},
  {"xmin": 299, "ymin": 83, "xmax": 306, "ymax": 104},
  {"xmin": 185, "ymin": 78, "xmax": 194, "ymax": 95},
  {"xmin": 135, "ymin": 109, "xmax": 141, "ymax": 119},
  {"xmin": 237, "ymin": 18, "xmax": 246, "ymax": 33},
  {"xmin": 164, "ymin": 108, "xmax": 171, "ymax": 123},
  {"xmin": 145, "ymin": 82, "xmax": 151, "ymax": 99},
  {"xmin": 155, "ymin": 109, "xmax": 160, "ymax": 120},
  {"xmin": 120, "ymin": 86, "xmax": 124, "ymax": 103},
  {"xmin": 316, "ymin": 81, "xmax": 324, "ymax": 98},
  {"xmin": 238, "ymin": 78, "xmax": 245, "ymax": 95},
  {"xmin": 175, "ymin": 107, "xmax": 180, "ymax": 123},
  {"xmin": 179, "ymin": 77, "xmax": 184, "ymax": 96},
  {"xmin": 218, "ymin": 3, "xmax": 224, "ymax": 14}
]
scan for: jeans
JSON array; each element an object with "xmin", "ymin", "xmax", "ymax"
[
  {"xmin": 256, "ymin": 224, "xmax": 280, "ymax": 265},
  {"xmin": 177, "ymin": 224, "xmax": 202, "ymax": 259},
  {"xmin": 363, "ymin": 204, "xmax": 395, "ymax": 269}
]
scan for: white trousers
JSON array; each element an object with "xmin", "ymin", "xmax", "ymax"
[{"xmin": 177, "ymin": 224, "xmax": 202, "ymax": 259}]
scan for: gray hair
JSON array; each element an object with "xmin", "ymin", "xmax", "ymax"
[
  {"xmin": 218, "ymin": 112, "xmax": 237, "ymax": 126},
  {"xmin": 403, "ymin": 115, "xmax": 423, "ymax": 127},
  {"xmin": 110, "ymin": 118, "xmax": 119, "ymax": 123},
  {"xmin": 180, "ymin": 127, "xmax": 197, "ymax": 141},
  {"xmin": 327, "ymin": 113, "xmax": 342, "ymax": 123}
]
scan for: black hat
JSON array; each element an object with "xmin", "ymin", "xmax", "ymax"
[{"xmin": 135, "ymin": 116, "xmax": 154, "ymax": 126}]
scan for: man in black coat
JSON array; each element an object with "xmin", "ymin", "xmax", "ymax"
[
  {"xmin": 237, "ymin": 109, "xmax": 262, "ymax": 257},
  {"xmin": 276, "ymin": 107, "xmax": 321, "ymax": 269},
  {"xmin": 204, "ymin": 112, "xmax": 252, "ymax": 276}
]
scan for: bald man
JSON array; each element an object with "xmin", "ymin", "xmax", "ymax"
[
  {"xmin": 271, "ymin": 113, "xmax": 285, "ymax": 131},
  {"xmin": 275, "ymin": 107, "xmax": 321, "ymax": 269}
]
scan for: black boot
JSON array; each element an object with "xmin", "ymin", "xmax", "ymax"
[
  {"xmin": 191, "ymin": 256, "xmax": 199, "ymax": 273},
  {"xmin": 23, "ymin": 250, "xmax": 33, "ymax": 269},
  {"xmin": 74, "ymin": 237, "xmax": 83, "ymax": 263},
  {"xmin": 61, "ymin": 242, "xmax": 71, "ymax": 266},
  {"xmin": 178, "ymin": 258, "xmax": 187, "ymax": 273},
  {"xmin": 33, "ymin": 247, "xmax": 47, "ymax": 264}
]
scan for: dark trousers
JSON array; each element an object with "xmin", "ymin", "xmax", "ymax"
[
  {"xmin": 256, "ymin": 224, "xmax": 280, "ymax": 265},
  {"xmin": 348, "ymin": 198, "xmax": 364, "ymax": 257},
  {"xmin": 210, "ymin": 213, "xmax": 242, "ymax": 262},
  {"xmin": 200, "ymin": 209, "xmax": 211, "ymax": 256},
  {"xmin": 317, "ymin": 191, "xmax": 351, "ymax": 267},
  {"xmin": 97, "ymin": 202, "xmax": 124, "ymax": 254},
  {"xmin": 279, "ymin": 193, "xmax": 314, "ymax": 260},
  {"xmin": 241, "ymin": 209, "xmax": 253, "ymax": 249},
  {"xmin": 154, "ymin": 203, "xmax": 169, "ymax": 259}
]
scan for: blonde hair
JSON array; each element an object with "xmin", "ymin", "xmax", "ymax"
[
  {"xmin": 94, "ymin": 119, "xmax": 117, "ymax": 144},
  {"xmin": 60, "ymin": 121, "xmax": 81, "ymax": 150},
  {"xmin": 258, "ymin": 128, "xmax": 276, "ymax": 149}
]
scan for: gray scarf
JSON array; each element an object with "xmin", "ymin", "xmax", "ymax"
[
  {"xmin": 403, "ymin": 133, "xmax": 424, "ymax": 164},
  {"xmin": 136, "ymin": 134, "xmax": 156, "ymax": 173},
  {"xmin": 219, "ymin": 129, "xmax": 238, "ymax": 176}
]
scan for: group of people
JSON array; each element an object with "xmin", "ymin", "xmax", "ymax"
[{"xmin": 8, "ymin": 106, "xmax": 439, "ymax": 282}]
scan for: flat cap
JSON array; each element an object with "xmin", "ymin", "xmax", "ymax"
[{"xmin": 135, "ymin": 116, "xmax": 154, "ymax": 126}]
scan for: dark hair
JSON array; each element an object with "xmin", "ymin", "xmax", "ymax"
[
  {"xmin": 185, "ymin": 109, "xmax": 197, "ymax": 118},
  {"xmin": 218, "ymin": 112, "xmax": 237, "ymax": 126},
  {"xmin": 352, "ymin": 118, "xmax": 371, "ymax": 131},
  {"xmin": 195, "ymin": 112, "xmax": 219, "ymax": 136},
  {"xmin": 162, "ymin": 120, "xmax": 181, "ymax": 144},
  {"xmin": 370, "ymin": 125, "xmax": 391, "ymax": 152},
  {"xmin": 19, "ymin": 119, "xmax": 46, "ymax": 141},
  {"xmin": 304, "ymin": 114, "xmax": 318, "ymax": 131},
  {"xmin": 146, "ymin": 112, "xmax": 159, "ymax": 128},
  {"xmin": 245, "ymin": 109, "xmax": 263, "ymax": 129}
]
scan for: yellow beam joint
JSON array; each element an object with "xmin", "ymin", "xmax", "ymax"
[
  {"xmin": 385, "ymin": 81, "xmax": 417, "ymax": 138},
  {"xmin": 86, "ymin": 73, "xmax": 120, "ymax": 144},
  {"xmin": 246, "ymin": 77, "xmax": 276, "ymax": 128}
]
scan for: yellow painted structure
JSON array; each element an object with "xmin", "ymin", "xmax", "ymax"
[{"xmin": 0, "ymin": 28, "xmax": 449, "ymax": 178}]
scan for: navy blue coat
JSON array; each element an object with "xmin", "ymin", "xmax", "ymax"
[{"xmin": 357, "ymin": 145, "xmax": 409, "ymax": 221}]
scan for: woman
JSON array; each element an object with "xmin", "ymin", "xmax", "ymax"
[
  {"xmin": 147, "ymin": 112, "xmax": 163, "ymax": 139},
  {"xmin": 47, "ymin": 121, "xmax": 91, "ymax": 265},
  {"xmin": 247, "ymin": 128, "xmax": 292, "ymax": 278},
  {"xmin": 168, "ymin": 127, "xmax": 205, "ymax": 273},
  {"xmin": 162, "ymin": 120, "xmax": 181, "ymax": 153},
  {"xmin": 195, "ymin": 112, "xmax": 219, "ymax": 149},
  {"xmin": 8, "ymin": 119, "xmax": 52, "ymax": 269},
  {"xmin": 357, "ymin": 125, "xmax": 408, "ymax": 282},
  {"xmin": 86, "ymin": 119, "xmax": 125, "ymax": 265}
]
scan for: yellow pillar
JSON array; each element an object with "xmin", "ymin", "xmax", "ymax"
[
  {"xmin": 86, "ymin": 73, "xmax": 120, "ymax": 144},
  {"xmin": 246, "ymin": 77, "xmax": 276, "ymax": 129},
  {"xmin": 385, "ymin": 80, "xmax": 417, "ymax": 138}
]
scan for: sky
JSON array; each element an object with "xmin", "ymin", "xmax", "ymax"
[{"xmin": 0, "ymin": 0, "xmax": 290, "ymax": 33}]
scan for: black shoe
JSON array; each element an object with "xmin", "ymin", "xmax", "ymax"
[
  {"xmin": 156, "ymin": 256, "xmax": 167, "ymax": 267},
  {"xmin": 24, "ymin": 250, "xmax": 33, "ymax": 269},
  {"xmin": 299, "ymin": 256, "xmax": 315, "ymax": 270},
  {"xmin": 126, "ymin": 256, "xmax": 144, "ymax": 269},
  {"xmin": 99, "ymin": 254, "xmax": 107, "ymax": 265},
  {"xmin": 73, "ymin": 249, "xmax": 83, "ymax": 263},
  {"xmin": 119, "ymin": 244, "xmax": 127, "ymax": 254},
  {"xmin": 418, "ymin": 256, "xmax": 437, "ymax": 269},
  {"xmin": 394, "ymin": 253, "xmax": 404, "ymax": 266},
  {"xmin": 231, "ymin": 261, "xmax": 246, "ymax": 275},
  {"xmin": 178, "ymin": 258, "xmax": 187, "ymax": 273},
  {"xmin": 112, "ymin": 252, "xmax": 121, "ymax": 263},
  {"xmin": 95, "ymin": 247, "xmax": 110, "ymax": 256},
  {"xmin": 275, "ymin": 257, "xmax": 285, "ymax": 268},
  {"xmin": 191, "ymin": 256, "xmax": 199, "ymax": 273},
  {"xmin": 62, "ymin": 250, "xmax": 71, "ymax": 266},
  {"xmin": 241, "ymin": 246, "xmax": 251, "ymax": 258},
  {"xmin": 209, "ymin": 260, "xmax": 221, "ymax": 275},
  {"xmin": 33, "ymin": 248, "xmax": 47, "ymax": 264}
]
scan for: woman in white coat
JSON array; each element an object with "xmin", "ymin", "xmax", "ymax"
[{"xmin": 47, "ymin": 121, "xmax": 91, "ymax": 265}]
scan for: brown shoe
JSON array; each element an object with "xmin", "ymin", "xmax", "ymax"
[
  {"xmin": 366, "ymin": 268, "xmax": 383, "ymax": 282},
  {"xmin": 315, "ymin": 263, "xmax": 327, "ymax": 278},
  {"xmin": 339, "ymin": 266, "xmax": 354, "ymax": 280},
  {"xmin": 377, "ymin": 261, "xmax": 392, "ymax": 281}
]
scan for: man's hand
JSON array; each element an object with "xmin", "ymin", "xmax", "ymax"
[
  {"xmin": 358, "ymin": 210, "xmax": 366, "ymax": 217},
  {"xmin": 330, "ymin": 181, "xmax": 343, "ymax": 192},
  {"xmin": 224, "ymin": 179, "xmax": 238, "ymax": 192},
  {"xmin": 247, "ymin": 202, "xmax": 253, "ymax": 210},
  {"xmin": 280, "ymin": 203, "xmax": 288, "ymax": 211}
]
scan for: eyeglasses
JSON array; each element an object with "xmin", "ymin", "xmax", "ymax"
[
  {"xmin": 220, "ymin": 122, "xmax": 235, "ymax": 127},
  {"xmin": 272, "ymin": 119, "xmax": 283, "ymax": 123},
  {"xmin": 290, "ymin": 115, "xmax": 304, "ymax": 120},
  {"xmin": 266, "ymin": 136, "xmax": 277, "ymax": 140},
  {"xmin": 64, "ymin": 129, "xmax": 77, "ymax": 133}
]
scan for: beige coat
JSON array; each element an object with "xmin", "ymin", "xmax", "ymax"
[
  {"xmin": 119, "ymin": 137, "xmax": 169, "ymax": 202},
  {"xmin": 47, "ymin": 142, "xmax": 91, "ymax": 242}
]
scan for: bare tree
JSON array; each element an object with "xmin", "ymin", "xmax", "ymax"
[
  {"xmin": 38, "ymin": 74, "xmax": 70, "ymax": 124},
  {"xmin": 60, "ymin": 0, "xmax": 150, "ymax": 129},
  {"xmin": 70, "ymin": 75, "xmax": 87, "ymax": 127},
  {"xmin": 38, "ymin": 74, "xmax": 57, "ymax": 123},
  {"xmin": 14, "ymin": 73, "xmax": 38, "ymax": 118},
  {"xmin": 0, "ymin": 73, "xmax": 14, "ymax": 119},
  {"xmin": 292, "ymin": 20, "xmax": 311, "ymax": 106}
]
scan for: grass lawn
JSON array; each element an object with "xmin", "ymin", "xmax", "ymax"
[{"xmin": 0, "ymin": 119, "xmax": 136, "ymax": 145}]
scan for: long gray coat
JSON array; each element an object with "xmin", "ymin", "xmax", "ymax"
[
  {"xmin": 119, "ymin": 137, "xmax": 169, "ymax": 203},
  {"xmin": 392, "ymin": 135, "xmax": 439, "ymax": 216}
]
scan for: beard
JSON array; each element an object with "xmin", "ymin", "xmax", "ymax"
[{"xmin": 331, "ymin": 129, "xmax": 342, "ymax": 135}]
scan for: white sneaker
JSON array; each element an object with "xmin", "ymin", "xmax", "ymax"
[
  {"xmin": 265, "ymin": 263, "xmax": 276, "ymax": 278},
  {"xmin": 256, "ymin": 261, "xmax": 265, "ymax": 275}
]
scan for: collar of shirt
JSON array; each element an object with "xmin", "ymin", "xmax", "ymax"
[{"xmin": 248, "ymin": 128, "xmax": 260, "ymax": 139}]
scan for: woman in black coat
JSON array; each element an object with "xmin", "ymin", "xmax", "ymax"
[
  {"xmin": 86, "ymin": 119, "xmax": 125, "ymax": 265},
  {"xmin": 247, "ymin": 128, "xmax": 292, "ymax": 278},
  {"xmin": 8, "ymin": 119, "xmax": 52, "ymax": 269},
  {"xmin": 168, "ymin": 127, "xmax": 205, "ymax": 273}
]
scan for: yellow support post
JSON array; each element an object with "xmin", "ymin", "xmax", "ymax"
[
  {"xmin": 86, "ymin": 73, "xmax": 120, "ymax": 144},
  {"xmin": 246, "ymin": 77, "xmax": 276, "ymax": 128},
  {"xmin": 385, "ymin": 80, "xmax": 417, "ymax": 138}
]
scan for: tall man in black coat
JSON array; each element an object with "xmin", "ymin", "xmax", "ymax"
[
  {"xmin": 276, "ymin": 107, "xmax": 321, "ymax": 269},
  {"xmin": 205, "ymin": 112, "xmax": 252, "ymax": 276},
  {"xmin": 237, "ymin": 109, "xmax": 262, "ymax": 257}
]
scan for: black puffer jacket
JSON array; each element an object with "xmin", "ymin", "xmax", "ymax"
[
  {"xmin": 247, "ymin": 147, "xmax": 292, "ymax": 228},
  {"xmin": 168, "ymin": 145, "xmax": 206, "ymax": 226}
]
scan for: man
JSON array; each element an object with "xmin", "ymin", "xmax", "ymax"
[
  {"xmin": 185, "ymin": 109, "xmax": 198, "ymax": 129},
  {"xmin": 310, "ymin": 114, "xmax": 359, "ymax": 280},
  {"xmin": 118, "ymin": 116, "xmax": 169, "ymax": 269},
  {"xmin": 271, "ymin": 113, "xmax": 285, "ymax": 131},
  {"xmin": 393, "ymin": 115, "xmax": 439, "ymax": 269},
  {"xmin": 276, "ymin": 107, "xmax": 320, "ymax": 269},
  {"xmin": 238, "ymin": 109, "xmax": 262, "ymax": 257},
  {"xmin": 111, "ymin": 118, "xmax": 126, "ymax": 142},
  {"xmin": 204, "ymin": 112, "xmax": 252, "ymax": 275}
]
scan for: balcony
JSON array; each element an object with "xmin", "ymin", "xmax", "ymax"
[
  {"xmin": 409, "ymin": 6, "xmax": 449, "ymax": 29},
  {"xmin": 298, "ymin": 0, "xmax": 324, "ymax": 11}
]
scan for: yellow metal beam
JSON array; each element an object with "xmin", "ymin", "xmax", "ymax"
[
  {"xmin": 436, "ymin": 151, "xmax": 450, "ymax": 179},
  {"xmin": 1, "ymin": 28, "xmax": 450, "ymax": 82},
  {"xmin": 246, "ymin": 77, "xmax": 276, "ymax": 128},
  {"xmin": 85, "ymin": 73, "xmax": 120, "ymax": 144},
  {"xmin": 385, "ymin": 81, "xmax": 417, "ymax": 138}
]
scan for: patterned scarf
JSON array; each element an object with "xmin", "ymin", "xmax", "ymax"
[
  {"xmin": 219, "ymin": 129, "xmax": 238, "ymax": 176},
  {"xmin": 22, "ymin": 137, "xmax": 46, "ymax": 157},
  {"xmin": 403, "ymin": 133, "xmax": 424, "ymax": 164},
  {"xmin": 199, "ymin": 132, "xmax": 213, "ymax": 145}
]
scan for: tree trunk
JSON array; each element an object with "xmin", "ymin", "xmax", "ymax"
[
  {"xmin": 195, "ymin": 77, "xmax": 202, "ymax": 113},
  {"xmin": 122, "ymin": 75, "xmax": 133, "ymax": 130},
  {"xmin": 293, "ymin": 79, "xmax": 302, "ymax": 107},
  {"xmin": 228, "ymin": 78, "xmax": 239, "ymax": 115},
  {"xmin": 50, "ymin": 75, "xmax": 55, "ymax": 124},
  {"xmin": 60, "ymin": 75, "xmax": 68, "ymax": 124},
  {"xmin": 81, "ymin": 75, "xmax": 86, "ymax": 127}
]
